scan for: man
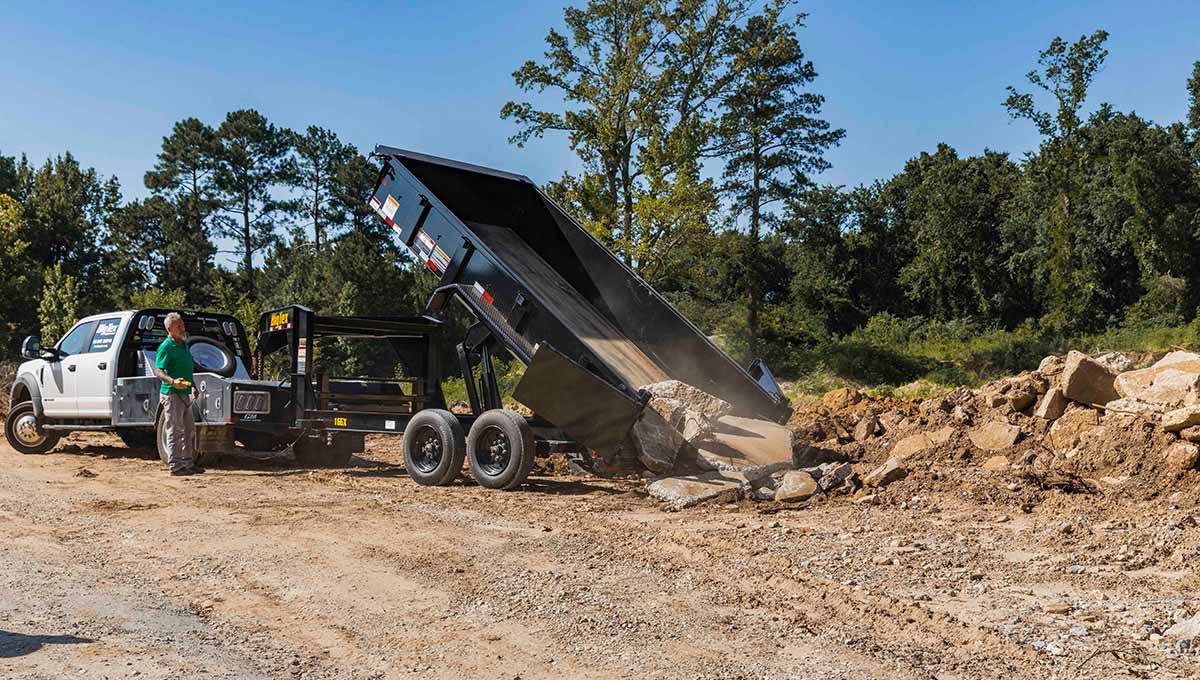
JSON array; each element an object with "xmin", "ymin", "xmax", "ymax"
[{"xmin": 152, "ymin": 312, "xmax": 204, "ymax": 476}]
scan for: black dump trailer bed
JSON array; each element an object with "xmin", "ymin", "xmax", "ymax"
[{"xmin": 368, "ymin": 147, "xmax": 791, "ymax": 459}]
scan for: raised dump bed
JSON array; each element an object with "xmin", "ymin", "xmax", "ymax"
[{"xmin": 369, "ymin": 147, "xmax": 791, "ymax": 459}]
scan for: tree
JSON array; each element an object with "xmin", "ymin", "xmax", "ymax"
[
  {"xmin": 144, "ymin": 118, "xmax": 220, "ymax": 302},
  {"xmin": 39, "ymin": 263, "xmax": 79, "ymax": 344},
  {"xmin": 0, "ymin": 194, "xmax": 33, "ymax": 347},
  {"xmin": 287, "ymin": 126, "xmax": 356, "ymax": 250},
  {"xmin": 130, "ymin": 288, "xmax": 188, "ymax": 309},
  {"xmin": 1187, "ymin": 61, "xmax": 1200, "ymax": 136},
  {"xmin": 332, "ymin": 153, "xmax": 387, "ymax": 242},
  {"xmin": 0, "ymin": 150, "xmax": 17, "ymax": 198},
  {"xmin": 1004, "ymin": 30, "xmax": 1109, "ymax": 330},
  {"xmin": 502, "ymin": 0, "xmax": 749, "ymax": 280},
  {"xmin": 714, "ymin": 1, "xmax": 843, "ymax": 354},
  {"xmin": 212, "ymin": 110, "xmax": 292, "ymax": 298},
  {"xmin": 16, "ymin": 152, "xmax": 122, "ymax": 315}
]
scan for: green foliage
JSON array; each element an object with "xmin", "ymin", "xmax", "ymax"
[
  {"xmin": 38, "ymin": 263, "xmax": 78, "ymax": 345},
  {"xmin": 0, "ymin": 194, "xmax": 33, "ymax": 349},
  {"xmin": 211, "ymin": 276, "xmax": 260, "ymax": 355},
  {"xmin": 129, "ymin": 288, "xmax": 188, "ymax": 310}
]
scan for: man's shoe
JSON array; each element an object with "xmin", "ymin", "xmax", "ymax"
[
  {"xmin": 189, "ymin": 466, "xmax": 206, "ymax": 474},
  {"xmin": 169, "ymin": 468, "xmax": 195, "ymax": 476}
]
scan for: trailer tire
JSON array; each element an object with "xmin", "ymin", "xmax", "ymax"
[
  {"xmin": 155, "ymin": 407, "xmax": 203, "ymax": 467},
  {"xmin": 467, "ymin": 409, "xmax": 534, "ymax": 491},
  {"xmin": 402, "ymin": 409, "xmax": 465, "ymax": 486},
  {"xmin": 4, "ymin": 402, "xmax": 61, "ymax": 455}
]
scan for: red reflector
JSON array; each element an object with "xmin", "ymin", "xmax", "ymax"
[
  {"xmin": 427, "ymin": 260, "xmax": 439, "ymax": 273},
  {"xmin": 385, "ymin": 216, "xmax": 394, "ymax": 226},
  {"xmin": 481, "ymin": 290, "xmax": 494, "ymax": 304}
]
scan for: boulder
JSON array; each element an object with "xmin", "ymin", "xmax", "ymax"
[
  {"xmin": 928, "ymin": 426, "xmax": 956, "ymax": 445},
  {"xmin": 1180, "ymin": 426, "xmax": 1200, "ymax": 443},
  {"xmin": 774, "ymin": 470, "xmax": 820, "ymax": 502},
  {"xmin": 863, "ymin": 458, "xmax": 908, "ymax": 488},
  {"xmin": 968, "ymin": 421, "xmax": 1022, "ymax": 452},
  {"xmin": 1049, "ymin": 407, "xmax": 1100, "ymax": 450},
  {"xmin": 1092, "ymin": 351, "xmax": 1136, "ymax": 374},
  {"xmin": 807, "ymin": 461, "xmax": 854, "ymax": 491},
  {"xmin": 641, "ymin": 380, "xmax": 732, "ymax": 441},
  {"xmin": 1034, "ymin": 388, "xmax": 1069, "ymax": 420},
  {"xmin": 853, "ymin": 414, "xmax": 879, "ymax": 442},
  {"xmin": 1113, "ymin": 352, "xmax": 1200, "ymax": 408},
  {"xmin": 1009, "ymin": 386, "xmax": 1038, "ymax": 411},
  {"xmin": 1060, "ymin": 351, "xmax": 1119, "ymax": 407},
  {"xmin": 981, "ymin": 455, "xmax": 1010, "ymax": 471},
  {"xmin": 891, "ymin": 433, "xmax": 933, "ymax": 458},
  {"xmin": 646, "ymin": 470, "xmax": 756, "ymax": 509},
  {"xmin": 1038, "ymin": 354, "xmax": 1066, "ymax": 376},
  {"xmin": 822, "ymin": 387, "xmax": 862, "ymax": 410},
  {"xmin": 1163, "ymin": 406, "xmax": 1200, "ymax": 433},
  {"xmin": 628, "ymin": 408, "xmax": 687, "ymax": 473},
  {"xmin": 1164, "ymin": 442, "xmax": 1200, "ymax": 472},
  {"xmin": 1103, "ymin": 398, "xmax": 1167, "ymax": 416},
  {"xmin": 696, "ymin": 415, "xmax": 794, "ymax": 475}
]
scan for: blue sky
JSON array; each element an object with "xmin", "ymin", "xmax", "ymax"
[{"xmin": 1, "ymin": 1, "xmax": 1197, "ymax": 228}]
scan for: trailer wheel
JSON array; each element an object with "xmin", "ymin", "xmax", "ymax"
[
  {"xmin": 155, "ymin": 407, "xmax": 203, "ymax": 467},
  {"xmin": 402, "ymin": 409, "xmax": 465, "ymax": 486},
  {"xmin": 467, "ymin": 409, "xmax": 534, "ymax": 491},
  {"xmin": 4, "ymin": 402, "xmax": 61, "ymax": 455}
]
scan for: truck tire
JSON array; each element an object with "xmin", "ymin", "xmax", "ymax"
[
  {"xmin": 4, "ymin": 402, "xmax": 61, "ymax": 455},
  {"xmin": 155, "ymin": 407, "xmax": 203, "ymax": 467},
  {"xmin": 117, "ymin": 429, "xmax": 156, "ymax": 452},
  {"xmin": 466, "ymin": 409, "xmax": 534, "ymax": 490},
  {"xmin": 402, "ymin": 409, "xmax": 465, "ymax": 486}
]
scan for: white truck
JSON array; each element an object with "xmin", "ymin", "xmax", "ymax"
[{"xmin": 5, "ymin": 308, "xmax": 254, "ymax": 461}]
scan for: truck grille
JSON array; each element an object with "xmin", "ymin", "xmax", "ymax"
[{"xmin": 233, "ymin": 391, "xmax": 270, "ymax": 414}]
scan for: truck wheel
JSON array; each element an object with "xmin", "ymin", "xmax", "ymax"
[
  {"xmin": 155, "ymin": 408, "xmax": 202, "ymax": 467},
  {"xmin": 402, "ymin": 409, "xmax": 465, "ymax": 486},
  {"xmin": 467, "ymin": 409, "xmax": 534, "ymax": 490},
  {"xmin": 4, "ymin": 402, "xmax": 61, "ymax": 455},
  {"xmin": 117, "ymin": 429, "xmax": 156, "ymax": 452}
]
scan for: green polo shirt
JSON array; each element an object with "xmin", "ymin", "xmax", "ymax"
[{"xmin": 155, "ymin": 336, "xmax": 194, "ymax": 395}]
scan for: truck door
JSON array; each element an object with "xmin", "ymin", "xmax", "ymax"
[
  {"xmin": 74, "ymin": 316, "xmax": 124, "ymax": 418},
  {"xmin": 41, "ymin": 319, "xmax": 98, "ymax": 418}
]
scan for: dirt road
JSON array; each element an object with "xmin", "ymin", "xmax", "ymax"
[{"xmin": 0, "ymin": 433, "xmax": 1195, "ymax": 679}]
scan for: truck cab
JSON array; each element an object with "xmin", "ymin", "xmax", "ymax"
[{"xmin": 6, "ymin": 309, "xmax": 252, "ymax": 456}]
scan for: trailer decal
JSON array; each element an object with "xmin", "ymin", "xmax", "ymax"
[
  {"xmin": 473, "ymin": 281, "xmax": 494, "ymax": 305},
  {"xmin": 383, "ymin": 195, "xmax": 400, "ymax": 222}
]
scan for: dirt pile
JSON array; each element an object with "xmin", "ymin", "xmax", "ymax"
[{"xmin": 646, "ymin": 349, "xmax": 1200, "ymax": 510}]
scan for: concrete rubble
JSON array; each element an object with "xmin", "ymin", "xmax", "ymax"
[{"xmin": 643, "ymin": 350, "xmax": 1200, "ymax": 511}]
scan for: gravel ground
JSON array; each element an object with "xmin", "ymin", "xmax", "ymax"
[{"xmin": 0, "ymin": 432, "xmax": 1196, "ymax": 679}]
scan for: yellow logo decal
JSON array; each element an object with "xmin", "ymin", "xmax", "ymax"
[
  {"xmin": 270, "ymin": 311, "xmax": 289, "ymax": 327},
  {"xmin": 333, "ymin": 417, "xmax": 348, "ymax": 427}
]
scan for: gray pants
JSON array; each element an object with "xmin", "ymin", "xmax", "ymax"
[{"xmin": 161, "ymin": 393, "xmax": 195, "ymax": 471}]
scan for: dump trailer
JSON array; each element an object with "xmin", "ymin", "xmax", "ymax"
[{"xmin": 367, "ymin": 147, "xmax": 791, "ymax": 467}]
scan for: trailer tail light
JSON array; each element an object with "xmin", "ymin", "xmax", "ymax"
[{"xmin": 232, "ymin": 391, "xmax": 271, "ymax": 414}]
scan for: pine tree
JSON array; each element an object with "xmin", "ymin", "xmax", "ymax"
[
  {"xmin": 287, "ymin": 126, "xmax": 355, "ymax": 250},
  {"xmin": 714, "ymin": 2, "xmax": 843, "ymax": 356},
  {"xmin": 212, "ymin": 110, "xmax": 292, "ymax": 299},
  {"xmin": 0, "ymin": 194, "xmax": 33, "ymax": 347}
]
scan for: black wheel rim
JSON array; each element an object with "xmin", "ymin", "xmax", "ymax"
[
  {"xmin": 475, "ymin": 426, "xmax": 511, "ymax": 477},
  {"xmin": 412, "ymin": 426, "xmax": 444, "ymax": 474}
]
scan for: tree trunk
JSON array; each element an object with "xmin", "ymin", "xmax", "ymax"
[
  {"xmin": 242, "ymin": 194, "xmax": 254, "ymax": 298},
  {"xmin": 747, "ymin": 134, "xmax": 762, "ymax": 358}
]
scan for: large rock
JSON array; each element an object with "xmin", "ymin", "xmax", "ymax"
[
  {"xmin": 1060, "ymin": 351, "xmax": 1119, "ymax": 407},
  {"xmin": 1034, "ymin": 388, "xmax": 1068, "ymax": 420},
  {"xmin": 853, "ymin": 414, "xmax": 879, "ymax": 442},
  {"xmin": 863, "ymin": 458, "xmax": 908, "ymax": 488},
  {"xmin": 1180, "ymin": 426, "xmax": 1200, "ymax": 443},
  {"xmin": 1038, "ymin": 355, "xmax": 1066, "ymax": 376},
  {"xmin": 628, "ymin": 408, "xmax": 686, "ymax": 472},
  {"xmin": 928, "ymin": 426, "xmax": 956, "ymax": 445},
  {"xmin": 1113, "ymin": 351, "xmax": 1200, "ymax": 408},
  {"xmin": 891, "ymin": 433, "xmax": 933, "ymax": 458},
  {"xmin": 822, "ymin": 387, "xmax": 862, "ymax": 410},
  {"xmin": 696, "ymin": 415, "xmax": 795, "ymax": 474},
  {"xmin": 1092, "ymin": 351, "xmax": 1136, "ymax": 374},
  {"xmin": 1103, "ymin": 398, "xmax": 1167, "ymax": 416},
  {"xmin": 1163, "ymin": 406, "xmax": 1200, "ymax": 432},
  {"xmin": 968, "ymin": 420, "xmax": 1021, "ymax": 451},
  {"xmin": 774, "ymin": 470, "xmax": 820, "ymax": 502},
  {"xmin": 1165, "ymin": 613, "xmax": 1200, "ymax": 640},
  {"xmin": 646, "ymin": 470, "xmax": 756, "ymax": 509},
  {"xmin": 1164, "ymin": 442, "xmax": 1200, "ymax": 472},
  {"xmin": 1049, "ymin": 407, "xmax": 1100, "ymax": 450},
  {"xmin": 806, "ymin": 461, "xmax": 854, "ymax": 491},
  {"xmin": 981, "ymin": 455, "xmax": 1010, "ymax": 471},
  {"xmin": 641, "ymin": 380, "xmax": 732, "ymax": 440}
]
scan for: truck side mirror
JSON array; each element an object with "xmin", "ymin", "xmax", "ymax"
[{"xmin": 20, "ymin": 336, "xmax": 41, "ymax": 360}]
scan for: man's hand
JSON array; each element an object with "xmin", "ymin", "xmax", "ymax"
[{"xmin": 172, "ymin": 377, "xmax": 187, "ymax": 389}]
